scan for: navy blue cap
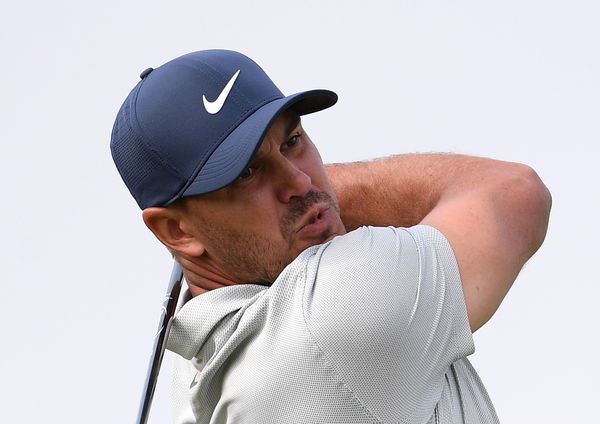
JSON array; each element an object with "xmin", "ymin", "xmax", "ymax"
[{"xmin": 110, "ymin": 50, "xmax": 337, "ymax": 209}]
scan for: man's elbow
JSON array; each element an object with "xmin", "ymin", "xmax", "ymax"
[{"xmin": 511, "ymin": 163, "xmax": 552, "ymax": 255}]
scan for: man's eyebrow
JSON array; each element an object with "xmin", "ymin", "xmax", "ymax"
[{"xmin": 285, "ymin": 115, "xmax": 301, "ymax": 135}]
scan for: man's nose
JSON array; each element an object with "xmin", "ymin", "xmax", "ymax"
[{"xmin": 275, "ymin": 159, "xmax": 312, "ymax": 204}]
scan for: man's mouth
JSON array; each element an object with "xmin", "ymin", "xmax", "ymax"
[
  {"xmin": 296, "ymin": 205, "xmax": 332, "ymax": 236},
  {"xmin": 300, "ymin": 205, "xmax": 325, "ymax": 227},
  {"xmin": 281, "ymin": 189, "xmax": 339, "ymax": 243}
]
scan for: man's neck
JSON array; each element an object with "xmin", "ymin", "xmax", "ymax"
[{"xmin": 176, "ymin": 254, "xmax": 240, "ymax": 297}]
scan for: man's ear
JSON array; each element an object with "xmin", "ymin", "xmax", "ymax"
[{"xmin": 142, "ymin": 207, "xmax": 206, "ymax": 257}]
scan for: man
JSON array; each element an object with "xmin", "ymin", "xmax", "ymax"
[{"xmin": 111, "ymin": 50, "xmax": 551, "ymax": 423}]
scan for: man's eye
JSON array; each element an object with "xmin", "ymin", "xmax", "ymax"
[
  {"xmin": 238, "ymin": 166, "xmax": 254, "ymax": 180},
  {"xmin": 283, "ymin": 134, "xmax": 301, "ymax": 150}
]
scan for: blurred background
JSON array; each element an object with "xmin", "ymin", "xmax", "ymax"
[{"xmin": 1, "ymin": 0, "xmax": 598, "ymax": 422}]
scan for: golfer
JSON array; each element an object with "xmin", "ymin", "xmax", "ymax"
[{"xmin": 111, "ymin": 49, "xmax": 551, "ymax": 423}]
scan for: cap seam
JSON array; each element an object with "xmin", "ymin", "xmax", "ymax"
[{"xmin": 130, "ymin": 79, "xmax": 185, "ymax": 184}]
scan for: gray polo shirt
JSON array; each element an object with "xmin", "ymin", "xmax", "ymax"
[{"xmin": 167, "ymin": 225, "xmax": 499, "ymax": 423}]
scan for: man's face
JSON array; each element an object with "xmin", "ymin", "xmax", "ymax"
[{"xmin": 177, "ymin": 110, "xmax": 346, "ymax": 284}]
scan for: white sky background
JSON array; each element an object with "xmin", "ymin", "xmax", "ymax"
[{"xmin": 1, "ymin": 0, "xmax": 598, "ymax": 422}]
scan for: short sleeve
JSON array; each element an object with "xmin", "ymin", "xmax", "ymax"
[{"xmin": 303, "ymin": 225, "xmax": 474, "ymax": 423}]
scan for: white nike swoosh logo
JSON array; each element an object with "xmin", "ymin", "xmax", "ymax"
[{"xmin": 202, "ymin": 69, "xmax": 241, "ymax": 115}]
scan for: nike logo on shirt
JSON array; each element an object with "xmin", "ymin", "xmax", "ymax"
[{"xmin": 202, "ymin": 70, "xmax": 241, "ymax": 115}]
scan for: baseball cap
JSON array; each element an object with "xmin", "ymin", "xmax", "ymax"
[{"xmin": 110, "ymin": 49, "xmax": 337, "ymax": 209}]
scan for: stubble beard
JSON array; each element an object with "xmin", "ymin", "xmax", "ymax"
[{"xmin": 202, "ymin": 189, "xmax": 340, "ymax": 284}]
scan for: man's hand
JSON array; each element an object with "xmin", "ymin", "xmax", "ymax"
[{"xmin": 327, "ymin": 154, "xmax": 551, "ymax": 332}]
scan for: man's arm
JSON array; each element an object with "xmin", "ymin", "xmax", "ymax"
[{"xmin": 327, "ymin": 153, "xmax": 552, "ymax": 332}]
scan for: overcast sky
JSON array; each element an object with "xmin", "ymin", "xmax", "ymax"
[{"xmin": 1, "ymin": 1, "xmax": 598, "ymax": 422}]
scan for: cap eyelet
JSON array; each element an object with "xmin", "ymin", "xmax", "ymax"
[{"xmin": 139, "ymin": 67, "xmax": 154, "ymax": 79}]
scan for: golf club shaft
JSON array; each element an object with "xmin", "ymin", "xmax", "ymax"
[{"xmin": 136, "ymin": 260, "xmax": 184, "ymax": 424}]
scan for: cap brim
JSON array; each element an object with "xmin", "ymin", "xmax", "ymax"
[{"xmin": 178, "ymin": 89, "xmax": 337, "ymax": 199}]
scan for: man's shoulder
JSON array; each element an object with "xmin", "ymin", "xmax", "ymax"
[
  {"xmin": 319, "ymin": 224, "xmax": 446, "ymax": 266},
  {"xmin": 303, "ymin": 223, "xmax": 465, "ymax": 334}
]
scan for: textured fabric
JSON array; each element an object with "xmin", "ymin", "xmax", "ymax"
[{"xmin": 167, "ymin": 225, "xmax": 499, "ymax": 423}]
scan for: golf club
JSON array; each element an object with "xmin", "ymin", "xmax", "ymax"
[{"xmin": 136, "ymin": 260, "xmax": 184, "ymax": 424}]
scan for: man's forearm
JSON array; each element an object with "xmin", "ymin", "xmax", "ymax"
[{"xmin": 326, "ymin": 153, "xmax": 537, "ymax": 231}]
